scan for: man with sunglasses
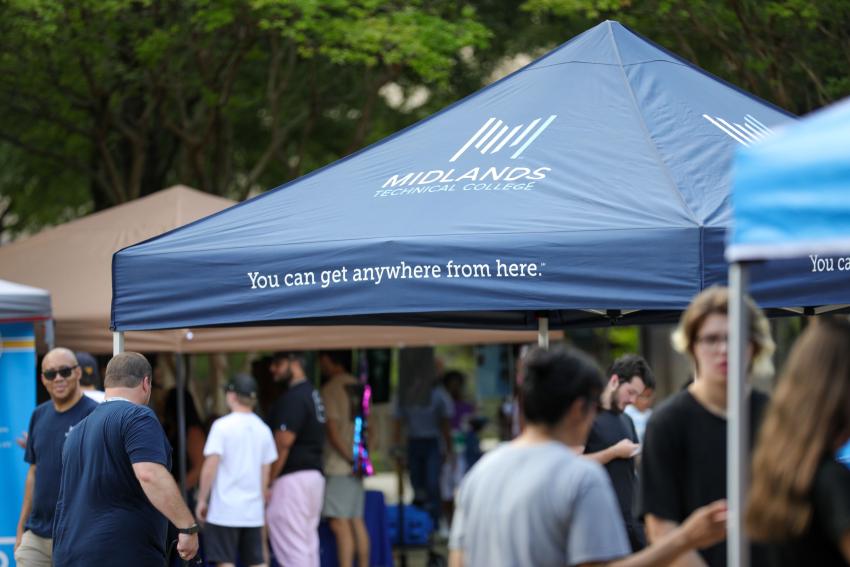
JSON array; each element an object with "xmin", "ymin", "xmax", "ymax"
[{"xmin": 14, "ymin": 348, "xmax": 97, "ymax": 567}]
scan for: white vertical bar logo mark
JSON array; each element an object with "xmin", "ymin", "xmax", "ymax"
[
  {"xmin": 703, "ymin": 113, "xmax": 775, "ymax": 146},
  {"xmin": 449, "ymin": 115, "xmax": 558, "ymax": 162}
]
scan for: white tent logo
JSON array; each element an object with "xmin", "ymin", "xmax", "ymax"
[
  {"xmin": 450, "ymin": 115, "xmax": 558, "ymax": 162},
  {"xmin": 702, "ymin": 113, "xmax": 774, "ymax": 147}
]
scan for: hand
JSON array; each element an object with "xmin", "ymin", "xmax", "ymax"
[
  {"xmin": 612, "ymin": 439, "xmax": 640, "ymax": 459},
  {"xmin": 177, "ymin": 533, "xmax": 199, "ymax": 561},
  {"xmin": 194, "ymin": 501, "xmax": 207, "ymax": 524},
  {"xmin": 680, "ymin": 500, "xmax": 728, "ymax": 549},
  {"xmin": 264, "ymin": 487, "xmax": 272, "ymax": 505},
  {"xmin": 15, "ymin": 526, "xmax": 23, "ymax": 551},
  {"xmin": 16, "ymin": 431, "xmax": 28, "ymax": 450}
]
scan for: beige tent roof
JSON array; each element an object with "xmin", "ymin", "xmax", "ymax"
[{"xmin": 0, "ymin": 186, "xmax": 545, "ymax": 353}]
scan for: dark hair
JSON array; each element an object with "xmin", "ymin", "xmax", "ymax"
[
  {"xmin": 319, "ymin": 350, "xmax": 352, "ymax": 373},
  {"xmin": 105, "ymin": 352, "xmax": 152, "ymax": 388},
  {"xmin": 272, "ymin": 351, "xmax": 305, "ymax": 365},
  {"xmin": 522, "ymin": 346, "xmax": 604, "ymax": 427},
  {"xmin": 443, "ymin": 370, "xmax": 466, "ymax": 386},
  {"xmin": 608, "ymin": 354, "xmax": 655, "ymax": 390}
]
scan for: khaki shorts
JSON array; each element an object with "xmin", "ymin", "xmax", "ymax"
[{"xmin": 14, "ymin": 530, "xmax": 53, "ymax": 567}]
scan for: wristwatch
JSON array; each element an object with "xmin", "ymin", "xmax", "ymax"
[{"xmin": 177, "ymin": 523, "xmax": 200, "ymax": 535}]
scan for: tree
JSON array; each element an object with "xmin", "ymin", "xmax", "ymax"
[
  {"xmin": 0, "ymin": 0, "xmax": 489, "ymax": 237},
  {"xmin": 521, "ymin": 0, "xmax": 850, "ymax": 114}
]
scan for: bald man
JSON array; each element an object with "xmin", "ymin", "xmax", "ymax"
[{"xmin": 15, "ymin": 348, "xmax": 98, "ymax": 567}]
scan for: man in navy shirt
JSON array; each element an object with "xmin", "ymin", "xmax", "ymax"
[
  {"xmin": 15, "ymin": 348, "xmax": 97, "ymax": 567},
  {"xmin": 52, "ymin": 352, "xmax": 199, "ymax": 566}
]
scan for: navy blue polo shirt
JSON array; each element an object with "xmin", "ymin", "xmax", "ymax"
[
  {"xmin": 52, "ymin": 400, "xmax": 172, "ymax": 567},
  {"xmin": 23, "ymin": 395, "xmax": 97, "ymax": 537}
]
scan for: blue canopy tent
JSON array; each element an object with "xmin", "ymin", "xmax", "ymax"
[
  {"xmin": 726, "ymin": 96, "xmax": 850, "ymax": 567},
  {"xmin": 111, "ymin": 20, "xmax": 819, "ymax": 341}
]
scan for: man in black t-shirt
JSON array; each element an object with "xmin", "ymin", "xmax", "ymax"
[
  {"xmin": 15, "ymin": 348, "xmax": 97, "ymax": 567},
  {"xmin": 52, "ymin": 352, "xmax": 199, "ymax": 566},
  {"xmin": 267, "ymin": 351, "xmax": 327, "ymax": 567},
  {"xmin": 584, "ymin": 354, "xmax": 655, "ymax": 552}
]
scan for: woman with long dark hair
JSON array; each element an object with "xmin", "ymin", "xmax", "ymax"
[{"xmin": 747, "ymin": 317, "xmax": 850, "ymax": 566}]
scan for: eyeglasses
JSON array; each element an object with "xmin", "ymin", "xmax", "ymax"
[
  {"xmin": 43, "ymin": 365, "xmax": 78, "ymax": 380},
  {"xmin": 695, "ymin": 334, "xmax": 728, "ymax": 349}
]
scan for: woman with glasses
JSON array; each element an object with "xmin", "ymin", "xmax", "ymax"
[
  {"xmin": 639, "ymin": 286, "xmax": 774, "ymax": 567},
  {"xmin": 747, "ymin": 317, "xmax": 850, "ymax": 566}
]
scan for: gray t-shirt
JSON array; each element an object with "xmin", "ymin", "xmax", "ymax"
[
  {"xmin": 395, "ymin": 386, "xmax": 454, "ymax": 440},
  {"xmin": 449, "ymin": 441, "xmax": 630, "ymax": 566}
]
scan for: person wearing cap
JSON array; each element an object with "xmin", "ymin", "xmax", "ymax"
[
  {"xmin": 76, "ymin": 351, "xmax": 106, "ymax": 403},
  {"xmin": 266, "ymin": 351, "xmax": 327, "ymax": 567},
  {"xmin": 195, "ymin": 374, "xmax": 278, "ymax": 567}
]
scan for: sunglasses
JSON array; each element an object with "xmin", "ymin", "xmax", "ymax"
[{"xmin": 43, "ymin": 365, "xmax": 79, "ymax": 380}]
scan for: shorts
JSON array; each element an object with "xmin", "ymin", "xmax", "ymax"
[
  {"xmin": 202, "ymin": 522, "xmax": 264, "ymax": 565},
  {"xmin": 322, "ymin": 474, "xmax": 365, "ymax": 518}
]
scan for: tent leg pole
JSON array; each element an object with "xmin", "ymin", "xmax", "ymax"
[
  {"xmin": 113, "ymin": 332, "xmax": 124, "ymax": 355},
  {"xmin": 538, "ymin": 316, "xmax": 549, "ymax": 349},
  {"xmin": 728, "ymin": 262, "xmax": 750, "ymax": 567},
  {"xmin": 176, "ymin": 353, "xmax": 188, "ymax": 501}
]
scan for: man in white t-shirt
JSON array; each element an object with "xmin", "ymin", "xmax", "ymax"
[{"xmin": 196, "ymin": 374, "xmax": 278, "ymax": 567}]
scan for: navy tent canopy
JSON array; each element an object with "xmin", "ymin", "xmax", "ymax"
[{"xmin": 112, "ymin": 20, "xmax": 829, "ymax": 333}]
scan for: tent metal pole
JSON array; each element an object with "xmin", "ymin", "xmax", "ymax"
[
  {"xmin": 113, "ymin": 331, "xmax": 124, "ymax": 355},
  {"xmin": 728, "ymin": 262, "xmax": 750, "ymax": 567},
  {"xmin": 175, "ymin": 353, "xmax": 188, "ymax": 501},
  {"xmin": 538, "ymin": 315, "xmax": 549, "ymax": 349}
]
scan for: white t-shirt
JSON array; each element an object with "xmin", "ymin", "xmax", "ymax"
[
  {"xmin": 83, "ymin": 389, "xmax": 106, "ymax": 403},
  {"xmin": 203, "ymin": 411, "xmax": 278, "ymax": 527}
]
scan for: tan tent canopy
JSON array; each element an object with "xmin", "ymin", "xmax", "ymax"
[{"xmin": 0, "ymin": 186, "xmax": 545, "ymax": 353}]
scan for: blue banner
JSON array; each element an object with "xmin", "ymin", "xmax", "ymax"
[{"xmin": 0, "ymin": 322, "xmax": 36, "ymax": 567}]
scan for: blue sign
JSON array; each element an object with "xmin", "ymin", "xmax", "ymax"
[{"xmin": 0, "ymin": 322, "xmax": 37, "ymax": 567}]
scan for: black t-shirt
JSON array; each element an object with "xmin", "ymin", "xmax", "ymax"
[
  {"xmin": 24, "ymin": 395, "xmax": 97, "ymax": 537},
  {"xmin": 766, "ymin": 458, "xmax": 850, "ymax": 567},
  {"xmin": 585, "ymin": 410, "xmax": 641, "ymax": 534},
  {"xmin": 52, "ymin": 401, "xmax": 172, "ymax": 567},
  {"xmin": 268, "ymin": 380, "xmax": 326, "ymax": 476},
  {"xmin": 639, "ymin": 389, "xmax": 770, "ymax": 567}
]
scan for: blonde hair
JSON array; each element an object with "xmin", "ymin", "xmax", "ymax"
[
  {"xmin": 671, "ymin": 286, "xmax": 774, "ymax": 376},
  {"xmin": 747, "ymin": 317, "xmax": 850, "ymax": 539}
]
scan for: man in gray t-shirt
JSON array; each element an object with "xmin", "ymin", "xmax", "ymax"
[
  {"xmin": 448, "ymin": 346, "xmax": 728, "ymax": 567},
  {"xmin": 450, "ymin": 441, "xmax": 629, "ymax": 566}
]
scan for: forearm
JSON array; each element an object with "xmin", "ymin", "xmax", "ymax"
[
  {"xmin": 269, "ymin": 448, "xmax": 289, "ymax": 482},
  {"xmin": 261, "ymin": 464, "xmax": 271, "ymax": 492},
  {"xmin": 448, "ymin": 550, "xmax": 464, "ymax": 567},
  {"xmin": 327, "ymin": 421, "xmax": 352, "ymax": 462},
  {"xmin": 135, "ymin": 463, "xmax": 195, "ymax": 528},
  {"xmin": 607, "ymin": 528, "xmax": 693, "ymax": 567},
  {"xmin": 17, "ymin": 466, "xmax": 35, "ymax": 533},
  {"xmin": 196, "ymin": 458, "xmax": 218, "ymax": 506},
  {"xmin": 644, "ymin": 517, "xmax": 709, "ymax": 567},
  {"xmin": 584, "ymin": 446, "xmax": 617, "ymax": 465}
]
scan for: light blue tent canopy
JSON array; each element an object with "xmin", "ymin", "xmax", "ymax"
[
  {"xmin": 729, "ymin": 96, "xmax": 850, "ymax": 261},
  {"xmin": 727, "ymin": 96, "xmax": 850, "ymax": 567},
  {"xmin": 111, "ymin": 20, "xmax": 803, "ymax": 334}
]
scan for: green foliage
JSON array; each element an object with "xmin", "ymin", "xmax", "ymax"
[
  {"xmin": 0, "ymin": 0, "xmax": 489, "ymax": 237},
  {"xmin": 1, "ymin": 0, "xmax": 848, "ymax": 238}
]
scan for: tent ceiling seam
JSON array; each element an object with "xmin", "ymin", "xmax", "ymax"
[
  {"xmin": 606, "ymin": 23, "xmax": 700, "ymax": 226},
  {"xmin": 119, "ymin": 224, "xmax": 703, "ymax": 256}
]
